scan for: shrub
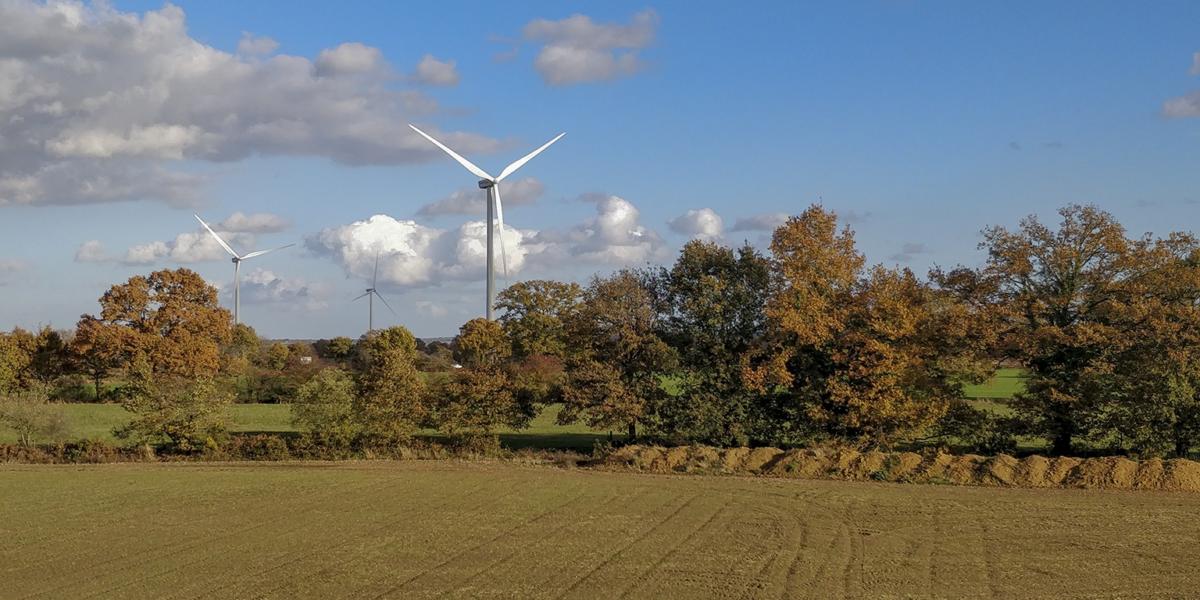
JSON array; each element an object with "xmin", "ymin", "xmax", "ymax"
[
  {"xmin": 292, "ymin": 367, "xmax": 358, "ymax": 449},
  {"xmin": 115, "ymin": 372, "xmax": 231, "ymax": 453},
  {"xmin": 0, "ymin": 389, "xmax": 70, "ymax": 446}
]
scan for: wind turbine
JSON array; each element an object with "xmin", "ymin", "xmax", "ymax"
[
  {"xmin": 194, "ymin": 214, "xmax": 295, "ymax": 325},
  {"xmin": 353, "ymin": 252, "xmax": 395, "ymax": 333},
  {"xmin": 409, "ymin": 124, "xmax": 564, "ymax": 320}
]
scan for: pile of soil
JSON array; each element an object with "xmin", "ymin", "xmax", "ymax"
[{"xmin": 599, "ymin": 444, "xmax": 1200, "ymax": 492}]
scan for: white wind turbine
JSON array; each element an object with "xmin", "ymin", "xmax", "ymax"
[
  {"xmin": 353, "ymin": 252, "xmax": 395, "ymax": 333},
  {"xmin": 194, "ymin": 214, "xmax": 295, "ymax": 325},
  {"xmin": 409, "ymin": 124, "xmax": 564, "ymax": 320}
]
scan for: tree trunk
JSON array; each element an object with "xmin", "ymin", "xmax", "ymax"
[
  {"xmin": 1051, "ymin": 426, "xmax": 1073, "ymax": 456},
  {"xmin": 627, "ymin": 421, "xmax": 637, "ymax": 440},
  {"xmin": 93, "ymin": 372, "xmax": 103, "ymax": 401},
  {"xmin": 1175, "ymin": 429, "xmax": 1190, "ymax": 459}
]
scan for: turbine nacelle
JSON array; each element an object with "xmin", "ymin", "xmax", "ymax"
[{"xmin": 478, "ymin": 179, "xmax": 495, "ymax": 189}]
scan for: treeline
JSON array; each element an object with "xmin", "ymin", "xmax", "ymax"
[{"xmin": 3, "ymin": 204, "xmax": 1199, "ymax": 458}]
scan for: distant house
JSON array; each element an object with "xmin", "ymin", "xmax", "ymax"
[{"xmin": 298, "ymin": 356, "xmax": 313, "ymax": 365}]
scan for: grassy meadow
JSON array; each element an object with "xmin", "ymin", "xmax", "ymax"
[{"xmin": 3, "ymin": 460, "xmax": 1198, "ymax": 599}]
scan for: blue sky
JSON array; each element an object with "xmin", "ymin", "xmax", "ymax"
[{"xmin": 1, "ymin": 0, "xmax": 1198, "ymax": 338}]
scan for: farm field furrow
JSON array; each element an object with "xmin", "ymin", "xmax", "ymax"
[{"xmin": 2, "ymin": 461, "xmax": 1199, "ymax": 599}]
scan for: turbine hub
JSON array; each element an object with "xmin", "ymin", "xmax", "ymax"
[
  {"xmin": 478, "ymin": 179, "xmax": 494, "ymax": 189},
  {"xmin": 232, "ymin": 257, "xmax": 240, "ymax": 264}
]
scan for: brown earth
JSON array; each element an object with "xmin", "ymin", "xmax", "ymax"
[
  {"xmin": 4, "ymin": 460, "xmax": 1199, "ymax": 599},
  {"xmin": 602, "ymin": 444, "xmax": 1200, "ymax": 492}
]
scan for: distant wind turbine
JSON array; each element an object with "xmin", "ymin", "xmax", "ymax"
[
  {"xmin": 409, "ymin": 124, "xmax": 564, "ymax": 320},
  {"xmin": 353, "ymin": 252, "xmax": 395, "ymax": 333},
  {"xmin": 194, "ymin": 214, "xmax": 294, "ymax": 325}
]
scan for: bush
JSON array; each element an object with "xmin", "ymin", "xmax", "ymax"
[
  {"xmin": 0, "ymin": 389, "xmax": 70, "ymax": 446},
  {"xmin": 116, "ymin": 374, "xmax": 231, "ymax": 453},
  {"xmin": 292, "ymin": 368, "xmax": 358, "ymax": 449},
  {"xmin": 224, "ymin": 434, "xmax": 291, "ymax": 461}
]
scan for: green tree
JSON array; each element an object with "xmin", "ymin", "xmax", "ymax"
[
  {"xmin": 453, "ymin": 318, "xmax": 511, "ymax": 370},
  {"xmin": 436, "ymin": 367, "xmax": 525, "ymax": 448},
  {"xmin": 651, "ymin": 240, "xmax": 770, "ymax": 445},
  {"xmin": 979, "ymin": 205, "xmax": 1171, "ymax": 454},
  {"xmin": 560, "ymin": 271, "xmax": 676, "ymax": 438},
  {"xmin": 496, "ymin": 280, "xmax": 582, "ymax": 359},
  {"xmin": 355, "ymin": 327, "xmax": 427, "ymax": 444},
  {"xmin": 292, "ymin": 367, "xmax": 359, "ymax": 450},
  {"xmin": 115, "ymin": 365, "xmax": 231, "ymax": 453}
]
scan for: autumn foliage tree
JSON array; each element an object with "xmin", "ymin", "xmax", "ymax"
[
  {"xmin": 745, "ymin": 206, "xmax": 988, "ymax": 446},
  {"xmin": 76, "ymin": 269, "xmax": 232, "ymax": 379}
]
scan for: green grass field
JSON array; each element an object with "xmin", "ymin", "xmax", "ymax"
[
  {"xmin": 0, "ymin": 403, "xmax": 612, "ymax": 449},
  {"xmin": 963, "ymin": 367, "xmax": 1027, "ymax": 399},
  {"xmin": 3, "ymin": 461, "xmax": 1198, "ymax": 599}
]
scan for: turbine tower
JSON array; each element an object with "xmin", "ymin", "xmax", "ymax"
[
  {"xmin": 353, "ymin": 253, "xmax": 395, "ymax": 333},
  {"xmin": 195, "ymin": 214, "xmax": 294, "ymax": 325},
  {"xmin": 409, "ymin": 124, "xmax": 564, "ymax": 320}
]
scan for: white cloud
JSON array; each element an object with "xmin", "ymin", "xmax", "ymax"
[
  {"xmin": 418, "ymin": 177, "xmax": 544, "ymax": 217},
  {"xmin": 307, "ymin": 214, "xmax": 532, "ymax": 288},
  {"xmin": 74, "ymin": 240, "xmax": 108, "ymax": 263},
  {"xmin": 237, "ymin": 32, "xmax": 278, "ymax": 56},
  {"xmin": 234, "ymin": 267, "xmax": 330, "ymax": 310},
  {"xmin": 413, "ymin": 54, "xmax": 460, "ymax": 86},
  {"xmin": 731, "ymin": 212, "xmax": 789, "ymax": 232},
  {"xmin": 0, "ymin": 258, "xmax": 25, "ymax": 274},
  {"xmin": 1162, "ymin": 50, "xmax": 1200, "ymax": 118},
  {"xmin": 0, "ymin": 1, "xmax": 500, "ymax": 207},
  {"xmin": 668, "ymin": 208, "xmax": 724, "ymax": 241},
  {"xmin": 537, "ymin": 194, "xmax": 666, "ymax": 264},
  {"xmin": 522, "ymin": 10, "xmax": 658, "ymax": 85},
  {"xmin": 316, "ymin": 42, "xmax": 385, "ymax": 76},
  {"xmin": 218, "ymin": 211, "xmax": 290, "ymax": 233},
  {"xmin": 122, "ymin": 229, "xmax": 257, "ymax": 265}
]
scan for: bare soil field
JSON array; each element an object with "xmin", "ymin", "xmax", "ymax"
[{"xmin": 2, "ymin": 460, "xmax": 1198, "ymax": 599}]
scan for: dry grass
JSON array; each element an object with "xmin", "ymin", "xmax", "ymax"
[{"xmin": 3, "ymin": 461, "xmax": 1199, "ymax": 599}]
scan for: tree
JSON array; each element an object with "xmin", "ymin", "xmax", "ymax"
[
  {"xmin": 262, "ymin": 342, "xmax": 290, "ymax": 371},
  {"xmin": 115, "ymin": 361, "xmax": 231, "ymax": 453},
  {"xmin": 496, "ymin": 280, "xmax": 582, "ymax": 359},
  {"xmin": 436, "ymin": 367, "xmax": 524, "ymax": 448},
  {"xmin": 71, "ymin": 317, "xmax": 124, "ymax": 399},
  {"xmin": 651, "ymin": 240, "xmax": 770, "ymax": 445},
  {"xmin": 745, "ymin": 206, "xmax": 989, "ymax": 446},
  {"xmin": 453, "ymin": 318, "xmax": 511, "ymax": 370},
  {"xmin": 292, "ymin": 367, "xmax": 359, "ymax": 450},
  {"xmin": 979, "ymin": 205, "xmax": 1168, "ymax": 454},
  {"xmin": 78, "ymin": 269, "xmax": 232, "ymax": 378},
  {"xmin": 0, "ymin": 388, "xmax": 69, "ymax": 446},
  {"xmin": 560, "ymin": 271, "xmax": 676, "ymax": 438},
  {"xmin": 0, "ymin": 329, "xmax": 34, "ymax": 392},
  {"xmin": 355, "ymin": 327, "xmax": 427, "ymax": 444},
  {"xmin": 322, "ymin": 336, "xmax": 355, "ymax": 361}
]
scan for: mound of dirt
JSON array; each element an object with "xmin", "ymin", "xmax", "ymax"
[{"xmin": 595, "ymin": 444, "xmax": 1200, "ymax": 492}]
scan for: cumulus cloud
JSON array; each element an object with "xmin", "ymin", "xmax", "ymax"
[
  {"xmin": 0, "ymin": 1, "xmax": 499, "ymax": 207},
  {"xmin": 415, "ymin": 300, "xmax": 448, "ymax": 318},
  {"xmin": 668, "ymin": 208, "xmax": 723, "ymax": 241},
  {"xmin": 307, "ymin": 214, "xmax": 532, "ymax": 288},
  {"xmin": 730, "ymin": 212, "xmax": 789, "ymax": 232},
  {"xmin": 237, "ymin": 32, "xmax": 278, "ymax": 56},
  {"xmin": 541, "ymin": 194, "xmax": 666, "ymax": 264},
  {"xmin": 74, "ymin": 240, "xmax": 109, "ymax": 263},
  {"xmin": 522, "ymin": 10, "xmax": 658, "ymax": 85},
  {"xmin": 889, "ymin": 242, "xmax": 928, "ymax": 263},
  {"xmin": 218, "ymin": 211, "xmax": 290, "ymax": 233},
  {"xmin": 417, "ymin": 177, "xmax": 544, "ymax": 217},
  {"xmin": 412, "ymin": 54, "xmax": 460, "ymax": 86},
  {"xmin": 234, "ymin": 267, "xmax": 330, "ymax": 310}
]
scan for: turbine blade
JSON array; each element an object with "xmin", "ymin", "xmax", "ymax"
[
  {"xmin": 240, "ymin": 243, "xmax": 295, "ymax": 260},
  {"xmin": 494, "ymin": 184, "xmax": 509, "ymax": 279},
  {"xmin": 373, "ymin": 290, "xmax": 397, "ymax": 316},
  {"xmin": 497, "ymin": 132, "xmax": 565, "ymax": 182},
  {"xmin": 373, "ymin": 251, "xmax": 380, "ymax": 288},
  {"xmin": 194, "ymin": 214, "xmax": 239, "ymax": 258},
  {"xmin": 408, "ymin": 124, "xmax": 493, "ymax": 180},
  {"xmin": 352, "ymin": 292, "xmax": 370, "ymax": 302}
]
